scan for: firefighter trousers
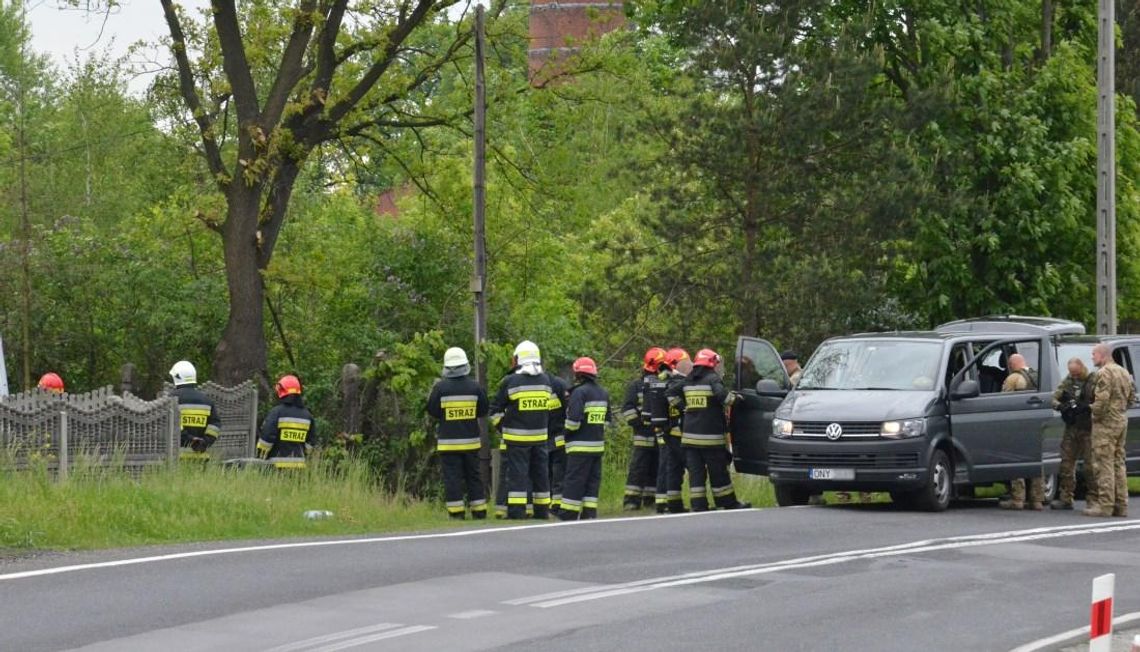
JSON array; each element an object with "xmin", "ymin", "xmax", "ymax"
[
  {"xmin": 548, "ymin": 444, "xmax": 566, "ymax": 513},
  {"xmin": 624, "ymin": 442, "xmax": 658, "ymax": 507},
  {"xmin": 441, "ymin": 451, "xmax": 486, "ymax": 519},
  {"xmin": 685, "ymin": 446, "xmax": 738, "ymax": 511},
  {"xmin": 655, "ymin": 435, "xmax": 686, "ymax": 513},
  {"xmin": 507, "ymin": 444, "xmax": 550, "ymax": 519},
  {"xmin": 560, "ymin": 454, "xmax": 602, "ymax": 521}
]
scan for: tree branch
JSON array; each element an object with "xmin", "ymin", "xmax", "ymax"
[
  {"xmin": 211, "ymin": 0, "xmax": 260, "ymax": 126},
  {"xmin": 262, "ymin": 0, "xmax": 320, "ymax": 128}
]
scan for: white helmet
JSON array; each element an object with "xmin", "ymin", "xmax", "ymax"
[
  {"xmin": 513, "ymin": 340, "xmax": 541, "ymax": 366},
  {"xmin": 169, "ymin": 360, "xmax": 197, "ymax": 386},
  {"xmin": 443, "ymin": 347, "xmax": 469, "ymax": 368}
]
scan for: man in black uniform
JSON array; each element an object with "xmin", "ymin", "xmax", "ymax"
[
  {"xmin": 490, "ymin": 340, "xmax": 554, "ymax": 519},
  {"xmin": 652, "ymin": 347, "xmax": 690, "ymax": 514},
  {"xmin": 666, "ymin": 349, "xmax": 750, "ymax": 512},
  {"xmin": 169, "ymin": 360, "xmax": 221, "ymax": 462},
  {"xmin": 427, "ymin": 347, "xmax": 490, "ymax": 519},
  {"xmin": 257, "ymin": 375, "xmax": 315, "ymax": 469},
  {"xmin": 547, "ymin": 372, "xmax": 570, "ymax": 516},
  {"xmin": 621, "ymin": 347, "xmax": 666, "ymax": 510},
  {"xmin": 560, "ymin": 357, "xmax": 610, "ymax": 521}
]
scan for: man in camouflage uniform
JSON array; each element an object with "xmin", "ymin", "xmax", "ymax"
[
  {"xmin": 1050, "ymin": 357, "xmax": 1096, "ymax": 510},
  {"xmin": 999, "ymin": 354, "xmax": 1045, "ymax": 510},
  {"xmin": 1086, "ymin": 344, "xmax": 1136, "ymax": 518}
]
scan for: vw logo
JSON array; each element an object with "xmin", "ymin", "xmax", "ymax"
[{"xmin": 825, "ymin": 423, "xmax": 843, "ymax": 441}]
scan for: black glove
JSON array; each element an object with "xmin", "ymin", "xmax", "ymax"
[{"xmin": 190, "ymin": 437, "xmax": 207, "ymax": 453}]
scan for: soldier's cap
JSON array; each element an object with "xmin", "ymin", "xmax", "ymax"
[{"xmin": 781, "ymin": 351, "xmax": 799, "ymax": 361}]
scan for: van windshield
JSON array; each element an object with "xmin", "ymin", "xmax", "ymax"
[{"xmin": 798, "ymin": 340, "xmax": 944, "ymax": 391}]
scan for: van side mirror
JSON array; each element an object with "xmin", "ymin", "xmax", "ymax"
[
  {"xmin": 756, "ymin": 379, "xmax": 785, "ymax": 396},
  {"xmin": 952, "ymin": 379, "xmax": 980, "ymax": 400}
]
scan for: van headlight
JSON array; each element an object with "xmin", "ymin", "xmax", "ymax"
[
  {"xmin": 881, "ymin": 419, "xmax": 926, "ymax": 439},
  {"xmin": 773, "ymin": 418, "xmax": 794, "ymax": 438}
]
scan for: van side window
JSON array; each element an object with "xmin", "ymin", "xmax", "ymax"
[{"xmin": 974, "ymin": 342, "xmax": 1006, "ymax": 394}]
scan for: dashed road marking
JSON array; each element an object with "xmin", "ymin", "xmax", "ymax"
[
  {"xmin": 263, "ymin": 623, "xmax": 404, "ymax": 652},
  {"xmin": 309, "ymin": 625, "xmax": 436, "ymax": 652},
  {"xmin": 447, "ymin": 609, "xmax": 497, "ymax": 620}
]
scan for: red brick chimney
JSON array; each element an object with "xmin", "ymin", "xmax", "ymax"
[{"xmin": 528, "ymin": 1, "xmax": 625, "ymax": 85}]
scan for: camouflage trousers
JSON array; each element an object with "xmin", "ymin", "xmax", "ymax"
[
  {"xmin": 1010, "ymin": 476, "xmax": 1044, "ymax": 505},
  {"xmin": 1058, "ymin": 426, "xmax": 1095, "ymax": 505},
  {"xmin": 1090, "ymin": 420, "xmax": 1128, "ymax": 514}
]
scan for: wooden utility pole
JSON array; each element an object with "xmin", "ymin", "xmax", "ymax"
[
  {"xmin": 1096, "ymin": 0, "xmax": 1117, "ymax": 334},
  {"xmin": 17, "ymin": 0, "xmax": 32, "ymax": 389},
  {"xmin": 472, "ymin": 4, "xmax": 492, "ymax": 488}
]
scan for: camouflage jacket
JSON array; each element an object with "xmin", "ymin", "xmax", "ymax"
[
  {"xmin": 1002, "ymin": 368, "xmax": 1038, "ymax": 392},
  {"xmin": 1052, "ymin": 374, "xmax": 1093, "ymax": 430},
  {"xmin": 1091, "ymin": 362, "xmax": 1136, "ymax": 426}
]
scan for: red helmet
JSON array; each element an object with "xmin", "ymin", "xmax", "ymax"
[
  {"xmin": 643, "ymin": 347, "xmax": 667, "ymax": 372},
  {"xmin": 664, "ymin": 348, "xmax": 690, "ymax": 369},
  {"xmin": 37, "ymin": 372, "xmax": 64, "ymax": 393},
  {"xmin": 693, "ymin": 349, "xmax": 721, "ymax": 368},
  {"xmin": 572, "ymin": 357, "xmax": 598, "ymax": 377},
  {"xmin": 275, "ymin": 375, "xmax": 302, "ymax": 398}
]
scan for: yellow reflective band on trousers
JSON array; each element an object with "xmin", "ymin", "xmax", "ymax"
[
  {"xmin": 179, "ymin": 450, "xmax": 209, "ymax": 462},
  {"xmin": 566, "ymin": 441, "xmax": 604, "ymax": 454},
  {"xmin": 682, "ymin": 432, "xmax": 726, "ymax": 447},
  {"xmin": 269, "ymin": 458, "xmax": 306, "ymax": 469},
  {"xmin": 437, "ymin": 437, "xmax": 481, "ymax": 452}
]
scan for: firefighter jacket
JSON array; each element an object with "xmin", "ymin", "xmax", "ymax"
[
  {"xmin": 427, "ymin": 375, "xmax": 489, "ymax": 453},
  {"xmin": 666, "ymin": 366, "xmax": 728, "ymax": 447},
  {"xmin": 548, "ymin": 375, "xmax": 570, "ymax": 449},
  {"xmin": 490, "ymin": 368, "xmax": 554, "ymax": 446},
  {"xmin": 646, "ymin": 370, "xmax": 674, "ymax": 434},
  {"xmin": 257, "ymin": 395, "xmax": 315, "ymax": 468},
  {"xmin": 622, "ymin": 372, "xmax": 665, "ymax": 448},
  {"xmin": 172, "ymin": 385, "xmax": 221, "ymax": 449},
  {"xmin": 663, "ymin": 371, "xmax": 687, "ymax": 436},
  {"xmin": 564, "ymin": 379, "xmax": 610, "ymax": 455}
]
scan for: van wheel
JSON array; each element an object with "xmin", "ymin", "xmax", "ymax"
[
  {"xmin": 775, "ymin": 484, "xmax": 811, "ymax": 507},
  {"xmin": 1041, "ymin": 473, "xmax": 1058, "ymax": 503},
  {"xmin": 913, "ymin": 450, "xmax": 952, "ymax": 512}
]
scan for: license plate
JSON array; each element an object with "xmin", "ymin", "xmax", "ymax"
[{"xmin": 809, "ymin": 468, "xmax": 855, "ymax": 481}]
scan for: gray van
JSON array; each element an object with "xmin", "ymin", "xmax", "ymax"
[{"xmin": 729, "ymin": 317, "xmax": 1082, "ymax": 511}]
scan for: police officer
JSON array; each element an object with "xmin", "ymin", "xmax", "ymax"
[
  {"xmin": 548, "ymin": 371, "xmax": 571, "ymax": 516},
  {"xmin": 1050, "ymin": 357, "xmax": 1096, "ymax": 510},
  {"xmin": 560, "ymin": 357, "xmax": 610, "ymax": 521},
  {"xmin": 169, "ymin": 361, "xmax": 221, "ymax": 462},
  {"xmin": 666, "ymin": 348, "xmax": 750, "ymax": 511},
  {"xmin": 999, "ymin": 354, "xmax": 1044, "ymax": 510},
  {"xmin": 652, "ymin": 348, "xmax": 689, "ymax": 514},
  {"xmin": 621, "ymin": 347, "xmax": 666, "ymax": 510},
  {"xmin": 490, "ymin": 341, "xmax": 554, "ymax": 520},
  {"xmin": 257, "ymin": 375, "xmax": 315, "ymax": 469},
  {"xmin": 37, "ymin": 372, "xmax": 65, "ymax": 394},
  {"xmin": 1086, "ymin": 344, "xmax": 1136, "ymax": 517},
  {"xmin": 427, "ymin": 347, "xmax": 489, "ymax": 520}
]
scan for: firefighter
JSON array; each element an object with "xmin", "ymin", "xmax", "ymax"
[
  {"xmin": 426, "ymin": 347, "xmax": 490, "ymax": 520},
  {"xmin": 169, "ymin": 361, "xmax": 221, "ymax": 462},
  {"xmin": 666, "ymin": 349, "xmax": 751, "ymax": 511},
  {"xmin": 257, "ymin": 375, "xmax": 315, "ymax": 469},
  {"xmin": 548, "ymin": 371, "xmax": 571, "ymax": 516},
  {"xmin": 560, "ymin": 357, "xmax": 610, "ymax": 521},
  {"xmin": 490, "ymin": 341, "xmax": 554, "ymax": 519},
  {"xmin": 37, "ymin": 372, "xmax": 65, "ymax": 394},
  {"xmin": 652, "ymin": 348, "xmax": 689, "ymax": 514},
  {"xmin": 621, "ymin": 347, "xmax": 666, "ymax": 510}
]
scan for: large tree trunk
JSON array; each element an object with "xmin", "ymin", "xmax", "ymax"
[{"xmin": 212, "ymin": 188, "xmax": 268, "ymax": 387}]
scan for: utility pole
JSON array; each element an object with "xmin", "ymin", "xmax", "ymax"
[
  {"xmin": 472, "ymin": 4, "xmax": 492, "ymax": 488},
  {"xmin": 1096, "ymin": 0, "xmax": 1117, "ymax": 334},
  {"xmin": 17, "ymin": 0, "xmax": 32, "ymax": 388}
]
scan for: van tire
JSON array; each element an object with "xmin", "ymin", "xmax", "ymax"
[
  {"xmin": 1041, "ymin": 473, "xmax": 1057, "ymax": 503},
  {"xmin": 913, "ymin": 450, "xmax": 953, "ymax": 512},
  {"xmin": 774, "ymin": 484, "xmax": 811, "ymax": 507}
]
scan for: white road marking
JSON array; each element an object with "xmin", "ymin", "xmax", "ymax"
[
  {"xmin": 0, "ymin": 509, "xmax": 742, "ymax": 582},
  {"xmin": 496, "ymin": 520, "xmax": 1140, "ymax": 608},
  {"xmin": 262, "ymin": 623, "xmax": 404, "ymax": 652},
  {"xmin": 1008, "ymin": 611, "xmax": 1140, "ymax": 652},
  {"xmin": 447, "ymin": 609, "xmax": 497, "ymax": 620},
  {"xmin": 310, "ymin": 625, "xmax": 436, "ymax": 652}
]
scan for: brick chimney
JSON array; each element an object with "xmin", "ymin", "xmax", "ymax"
[{"xmin": 528, "ymin": 1, "xmax": 625, "ymax": 85}]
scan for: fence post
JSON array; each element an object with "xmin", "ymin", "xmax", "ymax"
[
  {"xmin": 119, "ymin": 363, "xmax": 137, "ymax": 397},
  {"xmin": 58, "ymin": 410, "xmax": 69, "ymax": 481},
  {"xmin": 169, "ymin": 399, "xmax": 179, "ymax": 463},
  {"xmin": 248, "ymin": 384, "xmax": 259, "ymax": 457},
  {"xmin": 342, "ymin": 363, "xmax": 362, "ymax": 435}
]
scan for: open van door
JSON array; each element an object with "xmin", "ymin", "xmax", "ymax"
[{"xmin": 730, "ymin": 337, "xmax": 790, "ymax": 476}]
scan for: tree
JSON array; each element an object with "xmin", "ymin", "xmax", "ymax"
[{"xmin": 155, "ymin": 0, "xmax": 489, "ymax": 385}]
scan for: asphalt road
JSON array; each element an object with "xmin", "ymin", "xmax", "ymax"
[{"xmin": 5, "ymin": 501, "xmax": 1140, "ymax": 652}]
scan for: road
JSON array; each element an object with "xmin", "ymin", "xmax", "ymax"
[{"xmin": 4, "ymin": 502, "xmax": 1140, "ymax": 652}]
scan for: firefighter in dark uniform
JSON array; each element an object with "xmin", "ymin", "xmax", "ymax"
[
  {"xmin": 426, "ymin": 347, "xmax": 490, "ymax": 519},
  {"xmin": 490, "ymin": 341, "xmax": 554, "ymax": 520},
  {"xmin": 666, "ymin": 349, "xmax": 751, "ymax": 511},
  {"xmin": 652, "ymin": 348, "xmax": 690, "ymax": 514},
  {"xmin": 621, "ymin": 347, "xmax": 666, "ymax": 510},
  {"xmin": 547, "ymin": 373, "xmax": 570, "ymax": 516},
  {"xmin": 257, "ymin": 375, "xmax": 315, "ymax": 469},
  {"xmin": 169, "ymin": 360, "xmax": 221, "ymax": 462},
  {"xmin": 560, "ymin": 357, "xmax": 610, "ymax": 521}
]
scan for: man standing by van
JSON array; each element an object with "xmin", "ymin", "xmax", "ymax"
[
  {"xmin": 1086, "ymin": 344, "xmax": 1136, "ymax": 518},
  {"xmin": 999, "ymin": 354, "xmax": 1044, "ymax": 511},
  {"xmin": 1051, "ymin": 358, "xmax": 1096, "ymax": 510}
]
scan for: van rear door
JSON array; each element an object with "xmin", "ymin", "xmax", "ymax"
[{"xmin": 730, "ymin": 337, "xmax": 790, "ymax": 476}]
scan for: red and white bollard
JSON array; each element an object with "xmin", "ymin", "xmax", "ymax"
[{"xmin": 1090, "ymin": 573, "xmax": 1115, "ymax": 652}]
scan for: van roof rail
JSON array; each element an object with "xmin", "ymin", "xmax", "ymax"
[{"xmin": 934, "ymin": 315, "xmax": 1086, "ymax": 335}]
